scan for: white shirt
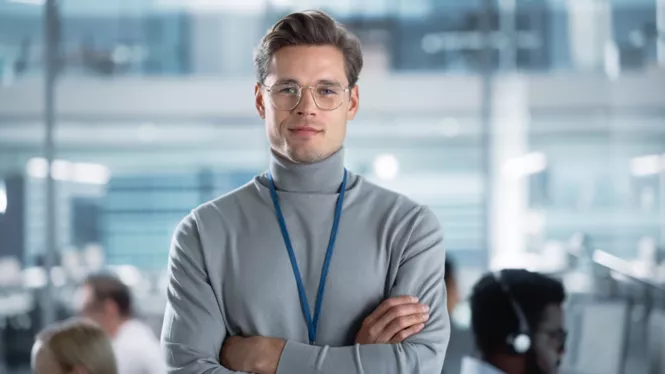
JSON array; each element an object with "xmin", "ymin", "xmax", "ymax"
[
  {"xmin": 113, "ymin": 319, "xmax": 166, "ymax": 374},
  {"xmin": 461, "ymin": 356, "xmax": 506, "ymax": 374}
]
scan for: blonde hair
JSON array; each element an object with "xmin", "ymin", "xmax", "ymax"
[{"xmin": 36, "ymin": 318, "xmax": 117, "ymax": 374}]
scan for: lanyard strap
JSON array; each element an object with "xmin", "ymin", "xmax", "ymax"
[{"xmin": 267, "ymin": 169, "xmax": 347, "ymax": 345}]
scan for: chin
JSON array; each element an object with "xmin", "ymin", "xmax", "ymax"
[
  {"xmin": 285, "ymin": 148, "xmax": 327, "ymax": 164},
  {"xmin": 289, "ymin": 153, "xmax": 325, "ymax": 164}
]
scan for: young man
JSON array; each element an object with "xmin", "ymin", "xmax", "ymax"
[
  {"xmin": 77, "ymin": 274, "xmax": 165, "ymax": 374},
  {"xmin": 462, "ymin": 269, "xmax": 567, "ymax": 374},
  {"xmin": 161, "ymin": 10, "xmax": 449, "ymax": 374}
]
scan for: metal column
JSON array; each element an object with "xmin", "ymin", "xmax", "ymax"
[
  {"xmin": 480, "ymin": 0, "xmax": 494, "ymax": 270},
  {"xmin": 42, "ymin": 0, "xmax": 60, "ymax": 328},
  {"xmin": 660, "ymin": 155, "xmax": 665, "ymax": 252},
  {"xmin": 498, "ymin": 0, "xmax": 517, "ymax": 71},
  {"xmin": 658, "ymin": 0, "xmax": 665, "ymax": 65}
]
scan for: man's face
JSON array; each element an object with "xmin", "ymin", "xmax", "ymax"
[
  {"xmin": 532, "ymin": 304, "xmax": 567, "ymax": 374},
  {"xmin": 255, "ymin": 45, "xmax": 359, "ymax": 164}
]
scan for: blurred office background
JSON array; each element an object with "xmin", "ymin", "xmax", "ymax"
[{"xmin": 0, "ymin": 0, "xmax": 664, "ymax": 373}]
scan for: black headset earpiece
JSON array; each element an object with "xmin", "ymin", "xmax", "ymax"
[{"xmin": 492, "ymin": 270, "xmax": 532, "ymax": 354}]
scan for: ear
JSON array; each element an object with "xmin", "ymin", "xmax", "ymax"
[
  {"xmin": 255, "ymin": 83, "xmax": 266, "ymax": 119},
  {"xmin": 346, "ymin": 85, "xmax": 359, "ymax": 121}
]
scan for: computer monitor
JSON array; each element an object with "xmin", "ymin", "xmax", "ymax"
[
  {"xmin": 648, "ymin": 310, "xmax": 665, "ymax": 374},
  {"xmin": 562, "ymin": 299, "xmax": 629, "ymax": 374}
]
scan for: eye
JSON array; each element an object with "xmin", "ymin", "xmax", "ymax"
[
  {"xmin": 278, "ymin": 86, "xmax": 298, "ymax": 94},
  {"xmin": 318, "ymin": 87, "xmax": 339, "ymax": 95}
]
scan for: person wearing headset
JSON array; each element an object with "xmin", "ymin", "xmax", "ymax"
[{"xmin": 462, "ymin": 269, "xmax": 567, "ymax": 374}]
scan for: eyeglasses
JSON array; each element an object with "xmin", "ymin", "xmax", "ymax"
[{"xmin": 264, "ymin": 82, "xmax": 350, "ymax": 111}]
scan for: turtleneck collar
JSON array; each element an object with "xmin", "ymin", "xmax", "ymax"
[{"xmin": 269, "ymin": 147, "xmax": 346, "ymax": 194}]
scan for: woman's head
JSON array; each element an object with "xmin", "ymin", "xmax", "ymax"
[{"xmin": 32, "ymin": 318, "xmax": 117, "ymax": 374}]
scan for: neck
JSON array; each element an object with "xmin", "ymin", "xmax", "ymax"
[
  {"xmin": 269, "ymin": 148, "xmax": 345, "ymax": 193},
  {"xmin": 487, "ymin": 354, "xmax": 526, "ymax": 374},
  {"xmin": 106, "ymin": 317, "xmax": 129, "ymax": 339}
]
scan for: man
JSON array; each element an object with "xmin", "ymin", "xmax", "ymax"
[
  {"xmin": 161, "ymin": 10, "xmax": 449, "ymax": 374},
  {"xmin": 462, "ymin": 269, "xmax": 567, "ymax": 374},
  {"xmin": 77, "ymin": 274, "xmax": 165, "ymax": 374}
]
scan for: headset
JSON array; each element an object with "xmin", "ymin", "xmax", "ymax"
[{"xmin": 492, "ymin": 270, "xmax": 532, "ymax": 354}]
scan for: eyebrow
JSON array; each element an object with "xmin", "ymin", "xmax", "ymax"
[
  {"xmin": 273, "ymin": 78, "xmax": 299, "ymax": 85},
  {"xmin": 317, "ymin": 79, "xmax": 342, "ymax": 86},
  {"xmin": 273, "ymin": 78, "xmax": 344, "ymax": 86}
]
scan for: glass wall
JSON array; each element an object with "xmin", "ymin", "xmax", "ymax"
[
  {"xmin": 0, "ymin": 0, "xmax": 663, "ymax": 276},
  {"xmin": 1, "ymin": 0, "xmax": 663, "ymax": 79}
]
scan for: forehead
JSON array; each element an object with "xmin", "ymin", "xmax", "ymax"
[
  {"xmin": 265, "ymin": 45, "xmax": 347, "ymax": 85},
  {"xmin": 538, "ymin": 304, "xmax": 564, "ymax": 329}
]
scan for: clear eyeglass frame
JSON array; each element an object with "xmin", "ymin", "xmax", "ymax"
[{"xmin": 263, "ymin": 82, "xmax": 351, "ymax": 111}]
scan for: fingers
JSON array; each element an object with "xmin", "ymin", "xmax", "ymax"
[
  {"xmin": 356, "ymin": 296, "xmax": 431, "ymax": 345},
  {"xmin": 389, "ymin": 323, "xmax": 426, "ymax": 344},
  {"xmin": 377, "ymin": 312, "xmax": 429, "ymax": 343},
  {"xmin": 362, "ymin": 296, "xmax": 419, "ymax": 327},
  {"xmin": 369, "ymin": 303, "xmax": 429, "ymax": 339}
]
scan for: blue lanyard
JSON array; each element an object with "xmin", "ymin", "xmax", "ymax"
[{"xmin": 267, "ymin": 169, "xmax": 347, "ymax": 345}]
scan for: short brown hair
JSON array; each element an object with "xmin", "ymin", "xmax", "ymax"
[
  {"xmin": 83, "ymin": 274, "xmax": 132, "ymax": 317},
  {"xmin": 253, "ymin": 10, "xmax": 364, "ymax": 87},
  {"xmin": 36, "ymin": 318, "xmax": 117, "ymax": 374}
]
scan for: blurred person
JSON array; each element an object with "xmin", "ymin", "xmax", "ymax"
[
  {"xmin": 78, "ymin": 274, "xmax": 165, "ymax": 374},
  {"xmin": 441, "ymin": 256, "xmax": 474, "ymax": 374},
  {"xmin": 161, "ymin": 9, "xmax": 449, "ymax": 374},
  {"xmin": 462, "ymin": 269, "xmax": 567, "ymax": 374},
  {"xmin": 445, "ymin": 257, "xmax": 460, "ymax": 314},
  {"xmin": 31, "ymin": 317, "xmax": 117, "ymax": 374}
]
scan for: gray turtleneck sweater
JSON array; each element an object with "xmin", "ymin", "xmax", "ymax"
[{"xmin": 161, "ymin": 149, "xmax": 450, "ymax": 373}]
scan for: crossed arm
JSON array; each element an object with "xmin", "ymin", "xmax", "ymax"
[{"xmin": 161, "ymin": 207, "xmax": 450, "ymax": 374}]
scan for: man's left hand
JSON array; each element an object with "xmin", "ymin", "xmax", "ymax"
[{"xmin": 220, "ymin": 336, "xmax": 286, "ymax": 374}]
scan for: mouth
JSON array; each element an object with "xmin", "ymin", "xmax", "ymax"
[{"xmin": 289, "ymin": 127, "xmax": 322, "ymax": 136}]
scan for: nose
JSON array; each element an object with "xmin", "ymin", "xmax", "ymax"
[{"xmin": 295, "ymin": 86, "xmax": 317, "ymax": 116}]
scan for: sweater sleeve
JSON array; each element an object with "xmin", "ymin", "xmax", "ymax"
[
  {"xmin": 276, "ymin": 206, "xmax": 450, "ymax": 374},
  {"xmin": 160, "ymin": 214, "xmax": 250, "ymax": 374}
]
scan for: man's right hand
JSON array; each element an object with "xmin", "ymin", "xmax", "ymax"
[{"xmin": 355, "ymin": 296, "xmax": 430, "ymax": 344}]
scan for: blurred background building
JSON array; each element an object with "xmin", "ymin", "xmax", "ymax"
[{"xmin": 0, "ymin": 0, "xmax": 664, "ymax": 373}]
